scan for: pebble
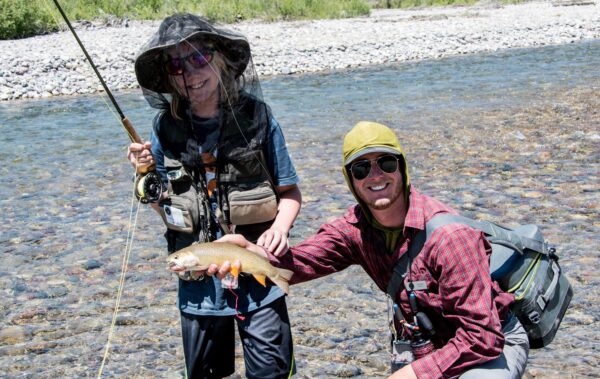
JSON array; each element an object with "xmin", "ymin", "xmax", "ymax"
[
  {"xmin": 81, "ymin": 259, "xmax": 102, "ymax": 270},
  {"xmin": 1, "ymin": 2, "xmax": 599, "ymax": 101},
  {"xmin": 0, "ymin": 326, "xmax": 31, "ymax": 345}
]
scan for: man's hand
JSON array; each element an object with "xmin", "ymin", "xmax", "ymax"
[
  {"xmin": 205, "ymin": 259, "xmax": 241, "ymax": 280},
  {"xmin": 128, "ymin": 141, "xmax": 154, "ymax": 174}
]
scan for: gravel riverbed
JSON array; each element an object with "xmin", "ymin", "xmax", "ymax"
[{"xmin": 1, "ymin": 1, "xmax": 599, "ymax": 101}]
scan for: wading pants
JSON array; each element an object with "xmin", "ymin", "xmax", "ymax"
[{"xmin": 459, "ymin": 314, "xmax": 530, "ymax": 379}]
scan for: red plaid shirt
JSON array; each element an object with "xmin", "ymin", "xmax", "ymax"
[{"xmin": 270, "ymin": 188, "xmax": 513, "ymax": 379}]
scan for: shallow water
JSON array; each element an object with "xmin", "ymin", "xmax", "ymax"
[{"xmin": 0, "ymin": 40, "xmax": 599, "ymax": 378}]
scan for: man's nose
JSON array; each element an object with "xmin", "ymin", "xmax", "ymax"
[{"xmin": 366, "ymin": 161, "xmax": 384, "ymax": 178}]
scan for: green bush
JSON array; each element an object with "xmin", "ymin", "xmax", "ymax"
[
  {"xmin": 6, "ymin": 0, "xmax": 512, "ymax": 40},
  {"xmin": 0, "ymin": 0, "xmax": 526, "ymax": 40},
  {"xmin": 0, "ymin": 0, "xmax": 58, "ymax": 39},
  {"xmin": 1, "ymin": 0, "xmax": 371, "ymax": 39},
  {"xmin": 201, "ymin": 0, "xmax": 370, "ymax": 23}
]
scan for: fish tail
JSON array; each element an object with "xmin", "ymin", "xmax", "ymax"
[
  {"xmin": 277, "ymin": 268, "xmax": 294, "ymax": 282},
  {"xmin": 268, "ymin": 268, "xmax": 293, "ymax": 294}
]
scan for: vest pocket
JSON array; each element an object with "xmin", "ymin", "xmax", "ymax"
[
  {"xmin": 159, "ymin": 160, "xmax": 200, "ymax": 233},
  {"xmin": 158, "ymin": 196, "xmax": 196, "ymax": 233},
  {"xmin": 227, "ymin": 181, "xmax": 278, "ymax": 226}
]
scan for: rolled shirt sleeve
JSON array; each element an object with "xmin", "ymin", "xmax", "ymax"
[{"xmin": 267, "ymin": 218, "xmax": 359, "ymax": 284}]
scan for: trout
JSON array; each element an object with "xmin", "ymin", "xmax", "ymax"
[{"xmin": 166, "ymin": 242, "xmax": 294, "ymax": 294}]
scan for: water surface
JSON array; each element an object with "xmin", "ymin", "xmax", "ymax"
[{"xmin": 1, "ymin": 40, "xmax": 599, "ymax": 378}]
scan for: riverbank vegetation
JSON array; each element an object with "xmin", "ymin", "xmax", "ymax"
[{"xmin": 1, "ymin": 0, "xmax": 511, "ymax": 40}]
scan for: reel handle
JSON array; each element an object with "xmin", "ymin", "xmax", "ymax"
[{"xmin": 135, "ymin": 172, "xmax": 163, "ymax": 204}]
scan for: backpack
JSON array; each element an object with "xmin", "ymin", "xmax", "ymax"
[{"xmin": 386, "ymin": 214, "xmax": 573, "ymax": 349}]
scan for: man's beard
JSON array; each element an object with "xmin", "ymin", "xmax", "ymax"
[{"xmin": 366, "ymin": 189, "xmax": 402, "ymax": 210}]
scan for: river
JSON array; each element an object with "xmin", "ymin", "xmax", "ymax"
[{"xmin": 0, "ymin": 40, "xmax": 598, "ymax": 378}]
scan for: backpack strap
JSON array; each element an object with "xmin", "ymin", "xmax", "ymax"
[
  {"xmin": 386, "ymin": 213, "xmax": 547, "ymax": 301},
  {"xmin": 427, "ymin": 214, "xmax": 548, "ymax": 255},
  {"xmin": 386, "ymin": 226, "xmax": 427, "ymax": 300}
]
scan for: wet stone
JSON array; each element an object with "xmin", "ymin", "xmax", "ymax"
[
  {"xmin": 81, "ymin": 259, "xmax": 102, "ymax": 270},
  {"xmin": 139, "ymin": 249, "xmax": 160, "ymax": 260},
  {"xmin": 1, "ymin": 41, "xmax": 599, "ymax": 378},
  {"xmin": 323, "ymin": 362, "xmax": 363, "ymax": 377},
  {"xmin": 0, "ymin": 326, "xmax": 31, "ymax": 345},
  {"xmin": 0, "ymin": 343, "xmax": 28, "ymax": 358}
]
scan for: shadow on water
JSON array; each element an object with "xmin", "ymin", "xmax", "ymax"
[{"xmin": 0, "ymin": 40, "xmax": 598, "ymax": 378}]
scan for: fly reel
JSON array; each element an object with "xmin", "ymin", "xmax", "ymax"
[{"xmin": 134, "ymin": 171, "xmax": 163, "ymax": 204}]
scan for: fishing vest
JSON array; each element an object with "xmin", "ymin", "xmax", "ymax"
[{"xmin": 155, "ymin": 94, "xmax": 278, "ymax": 245}]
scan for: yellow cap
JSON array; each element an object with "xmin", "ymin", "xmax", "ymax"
[
  {"xmin": 342, "ymin": 121, "xmax": 410, "ymax": 196},
  {"xmin": 343, "ymin": 121, "xmax": 405, "ymax": 165}
]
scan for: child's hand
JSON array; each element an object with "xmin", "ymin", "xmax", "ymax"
[
  {"xmin": 257, "ymin": 227, "xmax": 289, "ymax": 257},
  {"xmin": 127, "ymin": 141, "xmax": 153, "ymax": 173}
]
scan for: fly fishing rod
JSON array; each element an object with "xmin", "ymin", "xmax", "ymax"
[{"xmin": 52, "ymin": 0, "xmax": 162, "ymax": 203}]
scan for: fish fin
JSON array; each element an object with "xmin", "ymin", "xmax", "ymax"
[
  {"xmin": 269, "ymin": 268, "xmax": 293, "ymax": 295},
  {"xmin": 276, "ymin": 268, "xmax": 294, "ymax": 282},
  {"xmin": 231, "ymin": 265, "xmax": 240, "ymax": 277},
  {"xmin": 268, "ymin": 275, "xmax": 290, "ymax": 295},
  {"xmin": 253, "ymin": 274, "xmax": 267, "ymax": 287}
]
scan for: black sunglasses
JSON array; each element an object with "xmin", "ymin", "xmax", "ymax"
[
  {"xmin": 164, "ymin": 49, "xmax": 215, "ymax": 76},
  {"xmin": 348, "ymin": 155, "xmax": 401, "ymax": 180}
]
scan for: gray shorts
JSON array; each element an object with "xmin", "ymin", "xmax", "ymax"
[{"xmin": 459, "ymin": 314, "xmax": 530, "ymax": 379}]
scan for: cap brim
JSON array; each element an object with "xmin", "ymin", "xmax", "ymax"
[{"xmin": 344, "ymin": 146, "xmax": 401, "ymax": 166}]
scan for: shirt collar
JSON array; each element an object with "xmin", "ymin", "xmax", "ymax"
[
  {"xmin": 344, "ymin": 205, "xmax": 362, "ymax": 224},
  {"xmin": 403, "ymin": 187, "xmax": 427, "ymax": 234}
]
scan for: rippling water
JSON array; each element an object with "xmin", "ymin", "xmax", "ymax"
[{"xmin": 1, "ymin": 40, "xmax": 599, "ymax": 378}]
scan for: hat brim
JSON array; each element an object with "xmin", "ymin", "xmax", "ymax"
[
  {"xmin": 344, "ymin": 146, "xmax": 402, "ymax": 166},
  {"xmin": 135, "ymin": 30, "xmax": 250, "ymax": 94}
]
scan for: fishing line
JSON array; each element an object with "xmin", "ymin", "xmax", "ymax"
[
  {"xmin": 43, "ymin": 1, "xmax": 161, "ymax": 376},
  {"xmin": 50, "ymin": 0, "xmax": 143, "ymax": 143},
  {"xmin": 45, "ymin": 0, "xmax": 162, "ymax": 205},
  {"xmin": 227, "ymin": 286, "xmax": 246, "ymax": 320},
  {"xmin": 39, "ymin": 0, "xmax": 124, "ymax": 128},
  {"xmin": 97, "ymin": 187, "xmax": 142, "ymax": 378},
  {"xmin": 287, "ymin": 352, "xmax": 295, "ymax": 379}
]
